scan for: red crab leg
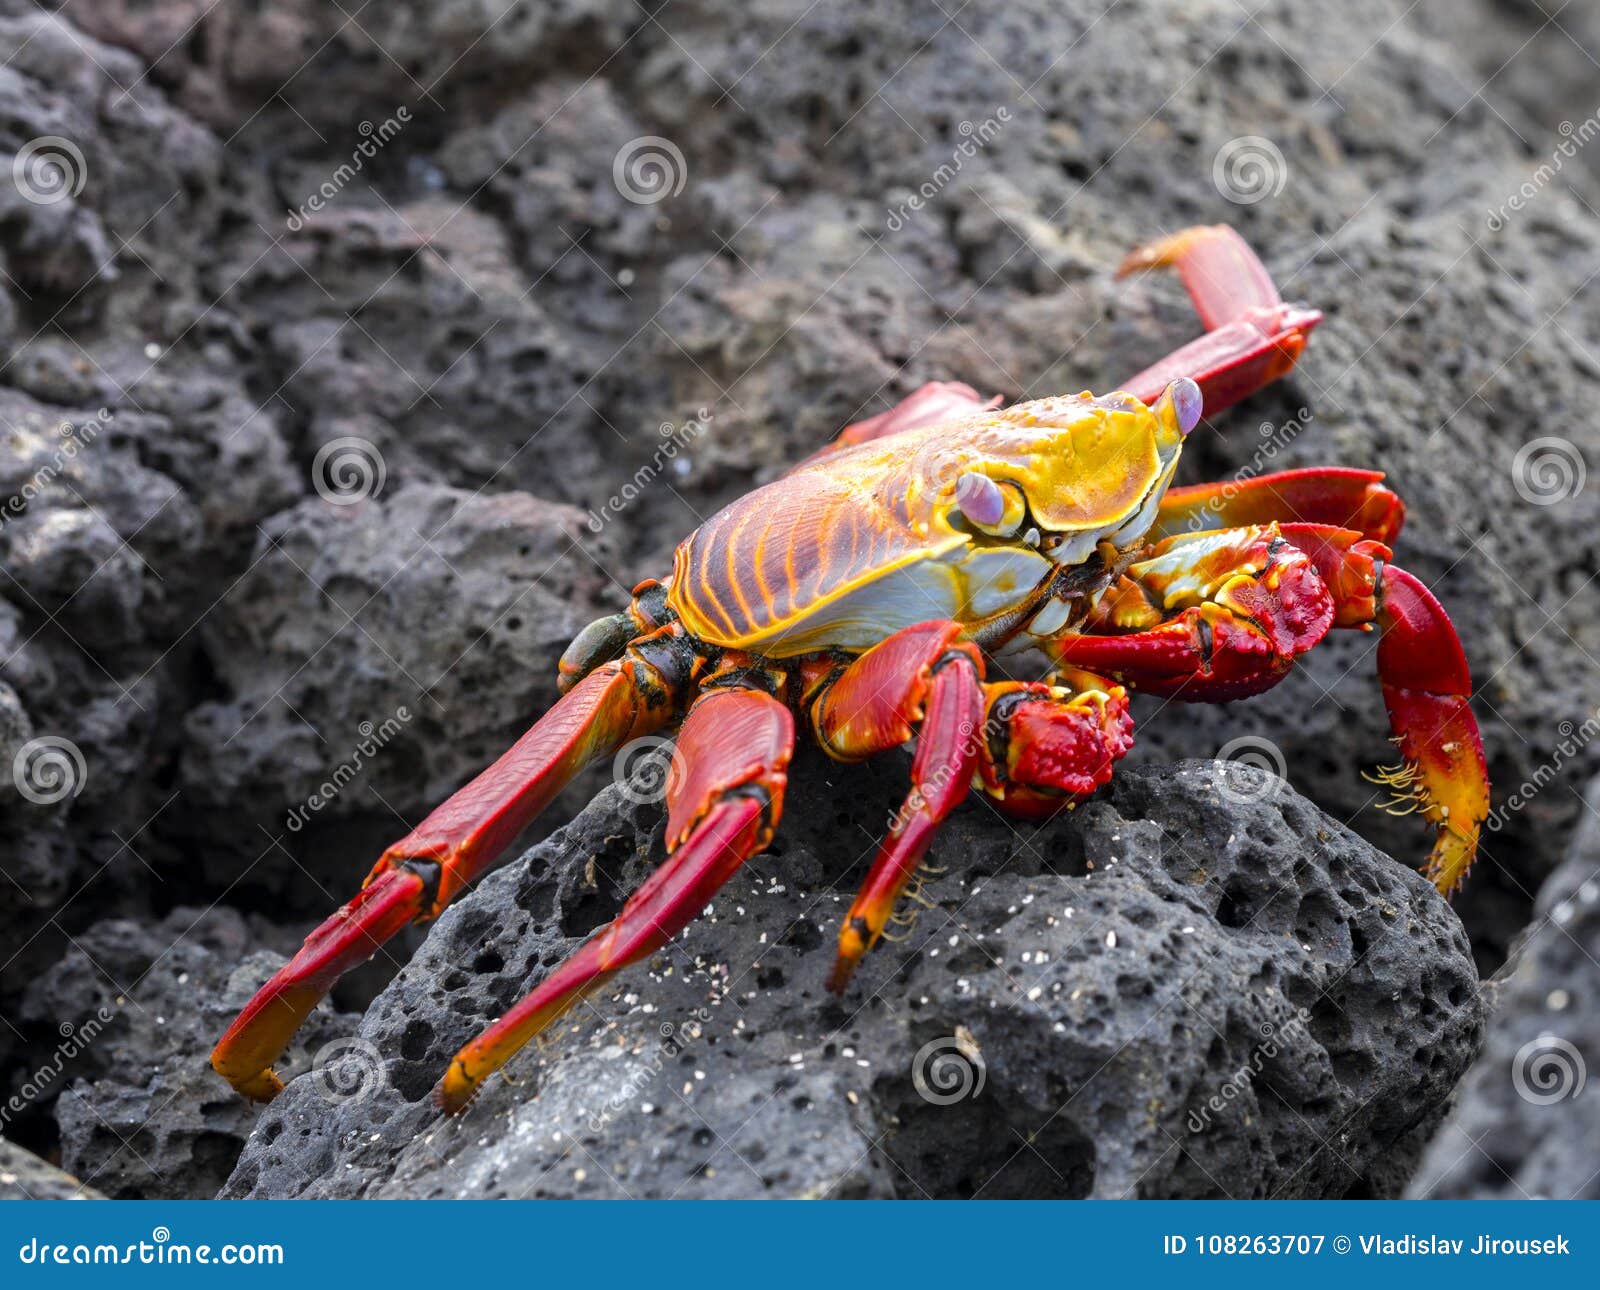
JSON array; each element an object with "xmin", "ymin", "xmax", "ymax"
[
  {"xmin": 436, "ymin": 685, "xmax": 793, "ymax": 1114},
  {"xmin": 807, "ymin": 228, "xmax": 1314, "ymax": 461},
  {"xmin": 798, "ymin": 381, "xmax": 1001, "ymax": 466},
  {"xmin": 1049, "ymin": 524, "xmax": 1488, "ymax": 895},
  {"xmin": 1152, "ymin": 467, "xmax": 1406, "ymax": 546},
  {"xmin": 808, "ymin": 621, "xmax": 986, "ymax": 993},
  {"xmin": 211, "ymin": 655, "xmax": 678, "ymax": 1101},
  {"xmin": 1116, "ymin": 225, "xmax": 1322, "ymax": 416}
]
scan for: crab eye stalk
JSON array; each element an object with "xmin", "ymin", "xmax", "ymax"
[
  {"xmin": 1153, "ymin": 377, "xmax": 1204, "ymax": 442},
  {"xmin": 955, "ymin": 471, "xmax": 1025, "ymax": 535}
]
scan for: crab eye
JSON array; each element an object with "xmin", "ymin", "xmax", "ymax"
[
  {"xmin": 955, "ymin": 471, "xmax": 1005, "ymax": 525},
  {"xmin": 954, "ymin": 472, "xmax": 1027, "ymax": 536},
  {"xmin": 1158, "ymin": 377, "xmax": 1204, "ymax": 438}
]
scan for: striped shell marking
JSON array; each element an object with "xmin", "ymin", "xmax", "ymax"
[{"xmin": 668, "ymin": 391, "xmax": 1181, "ymax": 655}]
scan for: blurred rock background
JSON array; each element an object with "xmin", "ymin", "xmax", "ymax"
[{"xmin": 0, "ymin": 0, "xmax": 1594, "ymax": 1197}]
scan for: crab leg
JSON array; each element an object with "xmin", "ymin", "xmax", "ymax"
[
  {"xmin": 212, "ymin": 651, "xmax": 683, "ymax": 1101},
  {"xmin": 808, "ymin": 621, "xmax": 986, "ymax": 993},
  {"xmin": 1151, "ymin": 467, "xmax": 1405, "ymax": 545},
  {"xmin": 1049, "ymin": 523, "xmax": 1488, "ymax": 894},
  {"xmin": 797, "ymin": 381, "xmax": 1000, "ymax": 467},
  {"xmin": 1115, "ymin": 224, "xmax": 1322, "ymax": 416},
  {"xmin": 809, "ymin": 228, "xmax": 1314, "ymax": 461},
  {"xmin": 436, "ymin": 684, "xmax": 793, "ymax": 1113}
]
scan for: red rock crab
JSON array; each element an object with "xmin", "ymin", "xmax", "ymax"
[{"xmin": 213, "ymin": 225, "xmax": 1489, "ymax": 1113}]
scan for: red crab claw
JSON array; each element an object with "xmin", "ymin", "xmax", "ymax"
[
  {"xmin": 1116, "ymin": 224, "xmax": 1322, "ymax": 417},
  {"xmin": 435, "ymin": 686, "xmax": 793, "ymax": 1113},
  {"xmin": 974, "ymin": 672, "xmax": 1136, "ymax": 818},
  {"xmin": 211, "ymin": 654, "xmax": 676, "ymax": 1101},
  {"xmin": 1050, "ymin": 523, "xmax": 1488, "ymax": 896},
  {"xmin": 1272, "ymin": 525, "xmax": 1489, "ymax": 896},
  {"xmin": 1366, "ymin": 562, "xmax": 1490, "ymax": 896}
]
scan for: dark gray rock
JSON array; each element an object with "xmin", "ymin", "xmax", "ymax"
[
  {"xmin": 0, "ymin": 1138, "xmax": 101, "ymax": 1200},
  {"xmin": 1409, "ymin": 776, "xmax": 1600, "ymax": 1199},
  {"xmin": 5, "ymin": 0, "xmax": 1596, "ymax": 1201},
  {"xmin": 222, "ymin": 756, "xmax": 1482, "ymax": 1200},
  {"xmin": 18, "ymin": 906, "xmax": 357, "ymax": 1200},
  {"xmin": 177, "ymin": 481, "xmax": 619, "ymax": 892},
  {"xmin": 0, "ymin": 7, "xmax": 298, "ymax": 997},
  {"xmin": 54, "ymin": 1, "xmax": 637, "ymax": 137}
]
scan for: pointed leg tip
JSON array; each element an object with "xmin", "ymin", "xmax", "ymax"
[
  {"xmin": 212, "ymin": 1055, "xmax": 285, "ymax": 1103},
  {"xmin": 827, "ymin": 924, "xmax": 870, "ymax": 995},
  {"xmin": 1424, "ymin": 829, "xmax": 1480, "ymax": 902},
  {"xmin": 1115, "ymin": 225, "xmax": 1232, "ymax": 278},
  {"xmin": 433, "ymin": 1064, "xmax": 478, "ymax": 1116}
]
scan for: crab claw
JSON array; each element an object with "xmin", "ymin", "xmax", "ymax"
[
  {"xmin": 1368, "ymin": 566, "xmax": 1490, "ymax": 897},
  {"xmin": 975, "ymin": 673, "xmax": 1136, "ymax": 817}
]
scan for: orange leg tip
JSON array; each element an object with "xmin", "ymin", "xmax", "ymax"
[
  {"xmin": 1372, "ymin": 689, "xmax": 1488, "ymax": 900},
  {"xmin": 232, "ymin": 1068, "xmax": 286, "ymax": 1103},
  {"xmin": 210, "ymin": 867, "xmax": 428, "ymax": 1099},
  {"xmin": 433, "ymin": 1060, "xmax": 480, "ymax": 1116},
  {"xmin": 433, "ymin": 964, "xmax": 614, "ymax": 1113},
  {"xmin": 210, "ymin": 979, "xmax": 327, "ymax": 1099},
  {"xmin": 1372, "ymin": 569, "xmax": 1490, "ymax": 896},
  {"xmin": 1114, "ymin": 226, "xmax": 1214, "ymax": 277},
  {"xmin": 827, "ymin": 922, "xmax": 872, "ymax": 994},
  {"xmin": 1424, "ymin": 826, "xmax": 1480, "ymax": 900}
]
